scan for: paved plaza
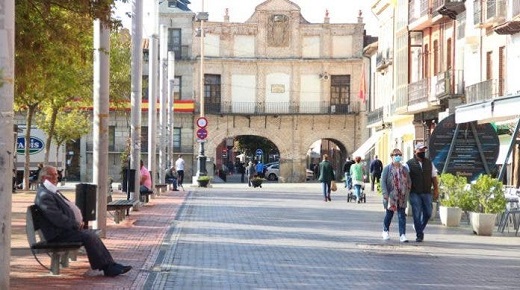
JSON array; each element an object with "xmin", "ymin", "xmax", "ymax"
[{"xmin": 10, "ymin": 178, "xmax": 520, "ymax": 289}]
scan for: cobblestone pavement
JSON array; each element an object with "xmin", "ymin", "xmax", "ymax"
[
  {"xmin": 10, "ymin": 181, "xmax": 520, "ymax": 289},
  {"xmin": 143, "ymin": 183, "xmax": 520, "ymax": 290}
]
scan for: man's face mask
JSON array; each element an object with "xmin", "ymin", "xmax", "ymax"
[{"xmin": 416, "ymin": 152, "xmax": 426, "ymax": 159}]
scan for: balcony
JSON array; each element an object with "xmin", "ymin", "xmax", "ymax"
[
  {"xmin": 408, "ymin": 0, "xmax": 433, "ymax": 30},
  {"xmin": 434, "ymin": 69, "xmax": 465, "ymax": 100},
  {"xmin": 407, "ymin": 77, "xmax": 441, "ymax": 114},
  {"xmin": 435, "ymin": 0, "xmax": 467, "ymax": 20},
  {"xmin": 465, "ymin": 79, "xmax": 500, "ymax": 104},
  {"xmin": 376, "ymin": 48, "xmax": 393, "ymax": 73},
  {"xmin": 203, "ymin": 101, "xmax": 360, "ymax": 115},
  {"xmin": 367, "ymin": 107, "xmax": 384, "ymax": 127},
  {"xmin": 494, "ymin": 0, "xmax": 520, "ymax": 35}
]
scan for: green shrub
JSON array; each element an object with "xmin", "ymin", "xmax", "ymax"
[
  {"xmin": 438, "ymin": 173, "xmax": 468, "ymax": 208},
  {"xmin": 470, "ymin": 174, "xmax": 506, "ymax": 214}
]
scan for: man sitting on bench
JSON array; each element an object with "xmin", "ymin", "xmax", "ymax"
[
  {"xmin": 140, "ymin": 160, "xmax": 152, "ymax": 196},
  {"xmin": 164, "ymin": 165, "xmax": 179, "ymax": 191},
  {"xmin": 34, "ymin": 165, "xmax": 132, "ymax": 277}
]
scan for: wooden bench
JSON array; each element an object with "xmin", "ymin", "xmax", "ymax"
[
  {"xmin": 106, "ymin": 196, "xmax": 137, "ymax": 224},
  {"xmin": 26, "ymin": 205, "xmax": 83, "ymax": 275}
]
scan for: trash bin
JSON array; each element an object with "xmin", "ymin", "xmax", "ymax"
[{"xmin": 75, "ymin": 183, "xmax": 97, "ymax": 223}]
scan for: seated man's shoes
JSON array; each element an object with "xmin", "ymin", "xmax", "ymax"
[{"xmin": 104, "ymin": 263, "xmax": 132, "ymax": 277}]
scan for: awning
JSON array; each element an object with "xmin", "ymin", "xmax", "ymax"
[
  {"xmin": 455, "ymin": 95, "xmax": 520, "ymax": 124},
  {"xmin": 352, "ymin": 131, "xmax": 384, "ymax": 158},
  {"xmin": 496, "ymin": 135, "xmax": 513, "ymax": 165}
]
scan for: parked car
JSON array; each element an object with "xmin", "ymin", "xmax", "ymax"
[{"xmin": 265, "ymin": 163, "xmax": 279, "ymax": 181}]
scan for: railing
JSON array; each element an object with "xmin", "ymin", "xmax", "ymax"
[
  {"xmin": 203, "ymin": 101, "xmax": 360, "ymax": 115},
  {"xmin": 408, "ymin": 78, "xmax": 430, "ymax": 106},
  {"xmin": 367, "ymin": 107, "xmax": 384, "ymax": 125},
  {"xmin": 434, "ymin": 69, "xmax": 465, "ymax": 99},
  {"xmin": 465, "ymin": 79, "xmax": 499, "ymax": 104}
]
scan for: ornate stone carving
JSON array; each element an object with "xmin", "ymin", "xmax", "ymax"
[{"xmin": 267, "ymin": 14, "xmax": 290, "ymax": 47}]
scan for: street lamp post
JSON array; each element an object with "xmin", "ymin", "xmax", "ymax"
[{"xmin": 196, "ymin": 0, "xmax": 208, "ymax": 177}]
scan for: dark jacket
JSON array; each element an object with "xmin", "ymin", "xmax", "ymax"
[
  {"xmin": 406, "ymin": 157, "xmax": 434, "ymax": 194},
  {"xmin": 318, "ymin": 160, "xmax": 335, "ymax": 182},
  {"xmin": 34, "ymin": 185, "xmax": 79, "ymax": 241},
  {"xmin": 370, "ymin": 159, "xmax": 383, "ymax": 176},
  {"xmin": 343, "ymin": 160, "xmax": 355, "ymax": 174}
]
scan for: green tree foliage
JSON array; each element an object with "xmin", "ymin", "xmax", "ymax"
[
  {"xmin": 234, "ymin": 135, "xmax": 278, "ymax": 161},
  {"xmin": 14, "ymin": 0, "xmax": 123, "ymax": 188},
  {"xmin": 439, "ymin": 173, "xmax": 468, "ymax": 207},
  {"xmin": 110, "ymin": 29, "xmax": 132, "ymax": 108},
  {"xmin": 470, "ymin": 174, "xmax": 506, "ymax": 214}
]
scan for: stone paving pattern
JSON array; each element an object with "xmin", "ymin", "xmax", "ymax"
[{"xmin": 9, "ymin": 178, "xmax": 520, "ymax": 289}]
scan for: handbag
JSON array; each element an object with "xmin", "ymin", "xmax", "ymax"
[{"xmin": 331, "ymin": 181, "xmax": 337, "ymax": 192}]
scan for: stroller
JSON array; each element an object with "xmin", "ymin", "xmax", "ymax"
[{"xmin": 347, "ymin": 182, "xmax": 366, "ymax": 203}]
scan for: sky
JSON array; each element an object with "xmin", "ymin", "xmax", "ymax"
[{"xmin": 114, "ymin": 0, "xmax": 379, "ymax": 36}]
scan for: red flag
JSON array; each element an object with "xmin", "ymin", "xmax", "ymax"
[{"xmin": 358, "ymin": 63, "xmax": 367, "ymax": 104}]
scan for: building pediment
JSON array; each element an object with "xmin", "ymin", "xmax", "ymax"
[{"xmin": 246, "ymin": 0, "xmax": 309, "ymax": 24}]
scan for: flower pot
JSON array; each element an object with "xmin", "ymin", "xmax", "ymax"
[
  {"xmin": 197, "ymin": 180, "xmax": 210, "ymax": 187},
  {"xmin": 470, "ymin": 212, "xmax": 497, "ymax": 236},
  {"xmin": 439, "ymin": 206, "xmax": 462, "ymax": 227}
]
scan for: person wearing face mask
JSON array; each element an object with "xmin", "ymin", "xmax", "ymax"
[
  {"xmin": 405, "ymin": 143, "xmax": 439, "ymax": 242},
  {"xmin": 381, "ymin": 149, "xmax": 411, "ymax": 242}
]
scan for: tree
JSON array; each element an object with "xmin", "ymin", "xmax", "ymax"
[
  {"xmin": 14, "ymin": 1, "xmax": 124, "ymax": 188},
  {"xmin": 234, "ymin": 135, "xmax": 278, "ymax": 161}
]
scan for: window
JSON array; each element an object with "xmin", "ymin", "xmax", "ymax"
[
  {"xmin": 168, "ymin": 1, "xmax": 177, "ymax": 8},
  {"xmin": 330, "ymin": 75, "xmax": 351, "ymax": 105},
  {"xmin": 173, "ymin": 128, "xmax": 181, "ymax": 152},
  {"xmin": 168, "ymin": 29, "xmax": 181, "ymax": 60},
  {"xmin": 433, "ymin": 40, "xmax": 439, "ymax": 75},
  {"xmin": 447, "ymin": 38, "xmax": 452, "ymax": 70},
  {"xmin": 204, "ymin": 74, "xmax": 221, "ymax": 104},
  {"xmin": 174, "ymin": 76, "xmax": 181, "ymax": 100},
  {"xmin": 486, "ymin": 51, "xmax": 492, "ymax": 80},
  {"xmin": 109, "ymin": 126, "xmax": 115, "ymax": 152},
  {"xmin": 142, "ymin": 75, "xmax": 149, "ymax": 100}
]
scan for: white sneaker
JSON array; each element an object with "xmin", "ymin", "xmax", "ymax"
[
  {"xmin": 400, "ymin": 234, "xmax": 409, "ymax": 243},
  {"xmin": 382, "ymin": 231, "xmax": 390, "ymax": 240}
]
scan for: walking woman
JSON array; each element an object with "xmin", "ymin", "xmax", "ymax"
[
  {"xmin": 350, "ymin": 156, "xmax": 364, "ymax": 203},
  {"xmin": 381, "ymin": 148, "xmax": 411, "ymax": 242},
  {"xmin": 318, "ymin": 154, "xmax": 335, "ymax": 202}
]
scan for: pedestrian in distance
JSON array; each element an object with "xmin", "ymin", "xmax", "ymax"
[
  {"xmin": 34, "ymin": 165, "xmax": 132, "ymax": 277},
  {"xmin": 405, "ymin": 143, "xmax": 439, "ymax": 242},
  {"xmin": 246, "ymin": 161, "xmax": 256, "ymax": 187},
  {"xmin": 350, "ymin": 156, "xmax": 364, "ymax": 203},
  {"xmin": 381, "ymin": 149, "xmax": 411, "ymax": 243},
  {"xmin": 255, "ymin": 161, "xmax": 265, "ymax": 178},
  {"xmin": 343, "ymin": 157, "xmax": 355, "ymax": 189},
  {"xmin": 164, "ymin": 165, "xmax": 179, "ymax": 191},
  {"xmin": 370, "ymin": 155, "xmax": 383, "ymax": 191},
  {"xmin": 175, "ymin": 155, "xmax": 185, "ymax": 188},
  {"xmin": 318, "ymin": 154, "xmax": 335, "ymax": 202}
]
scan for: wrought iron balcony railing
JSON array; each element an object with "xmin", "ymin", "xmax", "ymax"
[
  {"xmin": 202, "ymin": 101, "xmax": 360, "ymax": 115},
  {"xmin": 367, "ymin": 107, "xmax": 384, "ymax": 125}
]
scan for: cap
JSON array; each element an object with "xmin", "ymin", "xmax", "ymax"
[{"xmin": 415, "ymin": 143, "xmax": 428, "ymax": 151}]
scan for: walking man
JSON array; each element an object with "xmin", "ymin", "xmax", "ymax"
[
  {"xmin": 343, "ymin": 157, "xmax": 354, "ymax": 189},
  {"xmin": 175, "ymin": 155, "xmax": 185, "ymax": 188},
  {"xmin": 369, "ymin": 155, "xmax": 383, "ymax": 191},
  {"xmin": 405, "ymin": 143, "xmax": 439, "ymax": 242}
]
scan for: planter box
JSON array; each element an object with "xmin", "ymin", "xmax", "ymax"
[
  {"xmin": 439, "ymin": 206, "xmax": 462, "ymax": 227},
  {"xmin": 470, "ymin": 212, "xmax": 497, "ymax": 236}
]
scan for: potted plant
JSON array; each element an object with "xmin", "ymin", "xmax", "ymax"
[
  {"xmin": 468, "ymin": 174, "xmax": 506, "ymax": 236},
  {"xmin": 250, "ymin": 176, "xmax": 265, "ymax": 188},
  {"xmin": 438, "ymin": 173, "xmax": 467, "ymax": 227},
  {"xmin": 197, "ymin": 175, "xmax": 212, "ymax": 188}
]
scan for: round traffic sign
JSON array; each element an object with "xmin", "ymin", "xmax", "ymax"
[
  {"xmin": 196, "ymin": 128, "xmax": 208, "ymax": 140},
  {"xmin": 196, "ymin": 117, "xmax": 208, "ymax": 128}
]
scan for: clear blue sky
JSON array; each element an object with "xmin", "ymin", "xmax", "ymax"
[{"xmin": 114, "ymin": 0, "xmax": 379, "ymax": 36}]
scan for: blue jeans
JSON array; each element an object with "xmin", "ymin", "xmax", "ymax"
[
  {"xmin": 383, "ymin": 207, "xmax": 407, "ymax": 236},
  {"xmin": 322, "ymin": 181, "xmax": 331, "ymax": 198},
  {"xmin": 353, "ymin": 184, "xmax": 362, "ymax": 200},
  {"xmin": 409, "ymin": 192, "xmax": 433, "ymax": 238},
  {"xmin": 344, "ymin": 173, "xmax": 352, "ymax": 189}
]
